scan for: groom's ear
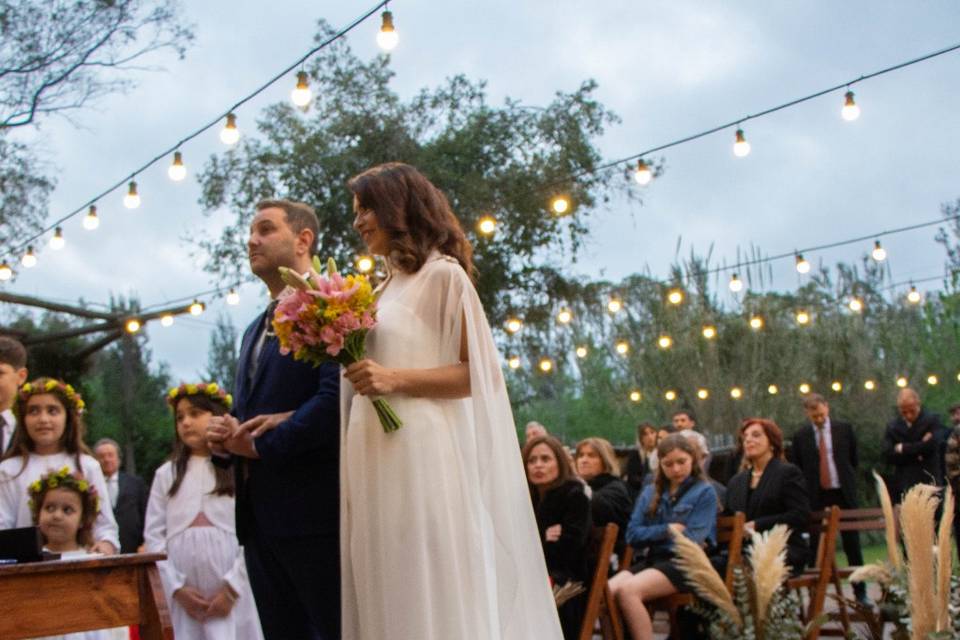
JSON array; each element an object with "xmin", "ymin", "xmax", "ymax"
[{"xmin": 294, "ymin": 227, "xmax": 315, "ymax": 257}]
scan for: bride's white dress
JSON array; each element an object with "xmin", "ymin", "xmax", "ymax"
[{"xmin": 340, "ymin": 253, "xmax": 563, "ymax": 639}]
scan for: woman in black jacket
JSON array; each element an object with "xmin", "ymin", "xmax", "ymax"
[
  {"xmin": 524, "ymin": 435, "xmax": 592, "ymax": 639},
  {"xmin": 725, "ymin": 418, "xmax": 811, "ymax": 575},
  {"xmin": 622, "ymin": 423, "xmax": 658, "ymax": 500},
  {"xmin": 575, "ymin": 437, "xmax": 632, "ymax": 555}
]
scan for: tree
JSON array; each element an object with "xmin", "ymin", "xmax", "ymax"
[
  {"xmin": 0, "ymin": 138, "xmax": 53, "ymax": 250},
  {"xmin": 201, "ymin": 312, "xmax": 238, "ymax": 390},
  {"xmin": 194, "ymin": 22, "xmax": 645, "ymax": 325}
]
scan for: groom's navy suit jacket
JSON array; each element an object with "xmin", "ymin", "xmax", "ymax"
[{"xmin": 231, "ymin": 306, "xmax": 341, "ymax": 543}]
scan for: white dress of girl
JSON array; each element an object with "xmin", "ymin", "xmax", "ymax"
[{"xmin": 144, "ymin": 456, "xmax": 263, "ymax": 640}]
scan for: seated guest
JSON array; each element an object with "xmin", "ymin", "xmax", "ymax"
[
  {"xmin": 524, "ymin": 435, "xmax": 592, "ymax": 640},
  {"xmin": 623, "ymin": 423, "xmax": 658, "ymax": 499},
  {"xmin": 680, "ymin": 430, "xmax": 726, "ymax": 510},
  {"xmin": 726, "ymin": 418, "xmax": 811, "ymax": 575},
  {"xmin": 575, "ymin": 437, "xmax": 632, "ymax": 555},
  {"xmin": 609, "ymin": 434, "xmax": 717, "ymax": 640},
  {"xmin": 525, "ymin": 420, "xmax": 548, "ymax": 443}
]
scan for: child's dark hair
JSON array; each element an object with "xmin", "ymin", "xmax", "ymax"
[
  {"xmin": 647, "ymin": 433, "xmax": 705, "ymax": 516},
  {"xmin": 29, "ymin": 468, "xmax": 98, "ymax": 548},
  {"xmin": 169, "ymin": 394, "xmax": 235, "ymax": 497},
  {"xmin": 3, "ymin": 378, "xmax": 89, "ymax": 476},
  {"xmin": 0, "ymin": 336, "xmax": 27, "ymax": 369}
]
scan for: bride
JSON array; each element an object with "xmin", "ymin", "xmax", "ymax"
[{"xmin": 340, "ymin": 163, "xmax": 563, "ymax": 639}]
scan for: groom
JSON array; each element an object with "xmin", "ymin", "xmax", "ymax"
[{"xmin": 207, "ymin": 199, "xmax": 340, "ymax": 639}]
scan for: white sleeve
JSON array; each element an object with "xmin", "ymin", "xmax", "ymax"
[
  {"xmin": 0, "ymin": 463, "xmax": 23, "ymax": 530},
  {"xmin": 83, "ymin": 457, "xmax": 120, "ymax": 550},
  {"xmin": 144, "ymin": 463, "xmax": 187, "ymax": 593},
  {"xmin": 222, "ymin": 546, "xmax": 249, "ymax": 596}
]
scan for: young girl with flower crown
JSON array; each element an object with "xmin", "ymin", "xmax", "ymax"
[
  {"xmin": 144, "ymin": 383, "xmax": 263, "ymax": 640},
  {"xmin": 0, "ymin": 378, "xmax": 119, "ymax": 554}
]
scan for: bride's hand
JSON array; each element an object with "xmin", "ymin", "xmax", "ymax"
[{"xmin": 344, "ymin": 359, "xmax": 400, "ymax": 396}]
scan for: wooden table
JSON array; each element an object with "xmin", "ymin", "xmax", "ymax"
[{"xmin": 0, "ymin": 553, "xmax": 173, "ymax": 639}]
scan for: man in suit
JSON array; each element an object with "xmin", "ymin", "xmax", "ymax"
[
  {"xmin": 883, "ymin": 387, "xmax": 944, "ymax": 502},
  {"xmin": 0, "ymin": 337, "xmax": 28, "ymax": 454},
  {"xmin": 790, "ymin": 394, "xmax": 868, "ymax": 605},
  {"xmin": 207, "ymin": 199, "xmax": 340, "ymax": 640},
  {"xmin": 93, "ymin": 438, "xmax": 148, "ymax": 554}
]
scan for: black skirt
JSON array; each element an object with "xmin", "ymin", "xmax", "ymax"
[{"xmin": 629, "ymin": 548, "xmax": 691, "ymax": 591}]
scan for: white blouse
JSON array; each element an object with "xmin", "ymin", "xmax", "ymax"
[{"xmin": 0, "ymin": 452, "xmax": 120, "ymax": 550}]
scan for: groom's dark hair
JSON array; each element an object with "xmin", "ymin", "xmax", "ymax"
[{"xmin": 256, "ymin": 199, "xmax": 319, "ymax": 255}]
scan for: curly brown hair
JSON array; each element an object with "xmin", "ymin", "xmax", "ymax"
[
  {"xmin": 347, "ymin": 163, "xmax": 474, "ymax": 280},
  {"xmin": 29, "ymin": 470, "xmax": 98, "ymax": 548}
]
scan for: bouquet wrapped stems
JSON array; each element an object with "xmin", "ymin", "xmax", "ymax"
[{"xmin": 340, "ymin": 333, "xmax": 403, "ymax": 433}]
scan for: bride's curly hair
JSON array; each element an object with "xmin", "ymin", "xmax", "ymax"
[{"xmin": 348, "ymin": 163, "xmax": 474, "ymax": 280}]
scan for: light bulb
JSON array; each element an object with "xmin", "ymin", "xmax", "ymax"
[
  {"xmin": 657, "ymin": 335, "xmax": 673, "ymax": 349},
  {"xmin": 664, "ymin": 390, "xmax": 677, "ymax": 401},
  {"xmin": 896, "ymin": 376, "xmax": 908, "ymax": 388},
  {"xmin": 189, "ymin": 300, "xmax": 204, "ymax": 316},
  {"xmin": 160, "ymin": 314, "xmax": 174, "ymax": 327},
  {"xmin": 848, "ymin": 298, "xmax": 863, "ymax": 313},
  {"xmin": 21, "ymin": 246, "xmax": 37, "ymax": 268},
  {"xmin": 49, "ymin": 227, "xmax": 65, "ymax": 250},
  {"xmin": 226, "ymin": 288, "xmax": 240, "ymax": 305},
  {"xmin": 795, "ymin": 254, "xmax": 810, "ymax": 274},
  {"xmin": 730, "ymin": 387, "xmax": 743, "ymax": 399},
  {"xmin": 864, "ymin": 379, "xmax": 876, "ymax": 391},
  {"xmin": 125, "ymin": 318, "xmax": 141, "ymax": 334},
  {"xmin": 831, "ymin": 381, "xmax": 843, "ymax": 392},
  {"xmin": 615, "ymin": 341, "xmax": 630, "ymax": 355},
  {"xmin": 556, "ymin": 309, "xmax": 572, "ymax": 324},
  {"xmin": 477, "ymin": 215, "xmax": 497, "ymax": 235},
  {"xmin": 702, "ymin": 325, "xmax": 717, "ymax": 339},
  {"xmin": 927, "ymin": 374, "xmax": 939, "ymax": 386},
  {"xmin": 505, "ymin": 317, "xmax": 522, "ymax": 334},
  {"xmin": 799, "ymin": 383, "xmax": 811, "ymax": 394},
  {"xmin": 749, "ymin": 315, "xmax": 764, "ymax": 330},
  {"xmin": 377, "ymin": 10, "xmax": 399, "ymax": 51},
  {"xmin": 0, "ymin": 262, "xmax": 12, "ymax": 280},
  {"xmin": 768, "ymin": 384, "xmax": 779, "ymax": 395},
  {"xmin": 733, "ymin": 128, "xmax": 751, "ymax": 157},
  {"xmin": 168, "ymin": 151, "xmax": 186, "ymax": 181},
  {"xmin": 871, "ymin": 240, "xmax": 886, "ymax": 262},
  {"xmin": 507, "ymin": 356, "xmax": 521, "ymax": 370},
  {"xmin": 841, "ymin": 90, "xmax": 860, "ymax": 121},
  {"xmin": 697, "ymin": 388, "xmax": 709, "ymax": 400},
  {"xmin": 907, "ymin": 285, "xmax": 922, "ymax": 304},
  {"xmin": 575, "ymin": 346, "xmax": 588, "ymax": 358},
  {"xmin": 291, "ymin": 71, "xmax": 312, "ymax": 108},
  {"xmin": 83, "ymin": 205, "xmax": 99, "ymax": 230},
  {"xmin": 629, "ymin": 390, "xmax": 642, "ymax": 402},
  {"xmin": 123, "ymin": 181, "xmax": 141, "ymax": 209},
  {"xmin": 729, "ymin": 273, "xmax": 743, "ymax": 293},
  {"xmin": 633, "ymin": 159, "xmax": 652, "ymax": 185},
  {"xmin": 667, "ymin": 289, "xmax": 684, "ymax": 305},
  {"xmin": 551, "ymin": 195, "xmax": 570, "ymax": 215},
  {"xmin": 220, "ymin": 113, "xmax": 240, "ymax": 145},
  {"xmin": 356, "ymin": 255, "xmax": 374, "ymax": 273},
  {"xmin": 538, "ymin": 358, "xmax": 553, "ymax": 373},
  {"xmin": 607, "ymin": 298, "xmax": 622, "ymax": 313},
  {"xmin": 795, "ymin": 310, "xmax": 810, "ymax": 325}
]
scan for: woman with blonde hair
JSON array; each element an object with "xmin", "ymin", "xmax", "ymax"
[{"xmin": 574, "ymin": 438, "xmax": 631, "ymax": 553}]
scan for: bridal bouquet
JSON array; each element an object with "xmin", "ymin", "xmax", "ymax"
[{"xmin": 272, "ymin": 256, "xmax": 403, "ymax": 432}]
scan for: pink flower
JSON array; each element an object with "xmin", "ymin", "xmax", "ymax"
[
  {"xmin": 319, "ymin": 326, "xmax": 345, "ymax": 357},
  {"xmin": 360, "ymin": 312, "xmax": 376, "ymax": 329}
]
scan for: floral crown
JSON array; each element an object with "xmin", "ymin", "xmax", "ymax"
[
  {"xmin": 18, "ymin": 378, "xmax": 86, "ymax": 415},
  {"xmin": 28, "ymin": 466, "xmax": 99, "ymax": 515},
  {"xmin": 166, "ymin": 382, "xmax": 233, "ymax": 411}
]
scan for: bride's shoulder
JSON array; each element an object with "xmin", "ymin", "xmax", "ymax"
[{"xmin": 421, "ymin": 254, "xmax": 469, "ymax": 283}]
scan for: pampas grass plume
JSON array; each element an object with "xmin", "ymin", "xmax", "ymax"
[
  {"xmin": 936, "ymin": 485, "xmax": 954, "ymax": 631},
  {"xmin": 749, "ymin": 524, "xmax": 790, "ymax": 630},
  {"xmin": 873, "ymin": 470, "xmax": 903, "ymax": 570},
  {"xmin": 671, "ymin": 528, "xmax": 742, "ymax": 626},
  {"xmin": 900, "ymin": 483, "xmax": 939, "ymax": 640}
]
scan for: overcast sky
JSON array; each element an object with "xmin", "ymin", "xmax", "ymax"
[{"xmin": 3, "ymin": 1, "xmax": 959, "ymax": 382}]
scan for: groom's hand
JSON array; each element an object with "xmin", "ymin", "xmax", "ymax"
[{"xmin": 241, "ymin": 411, "xmax": 294, "ymax": 437}]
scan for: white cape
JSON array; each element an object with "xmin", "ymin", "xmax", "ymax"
[{"xmin": 340, "ymin": 254, "xmax": 563, "ymax": 639}]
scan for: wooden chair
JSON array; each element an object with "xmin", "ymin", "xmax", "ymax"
[
  {"xmin": 647, "ymin": 512, "xmax": 747, "ymax": 640},
  {"xmin": 785, "ymin": 506, "xmax": 841, "ymax": 640},
  {"xmin": 578, "ymin": 523, "xmax": 622, "ymax": 640}
]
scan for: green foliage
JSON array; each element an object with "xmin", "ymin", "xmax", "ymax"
[{"xmin": 201, "ymin": 313, "xmax": 238, "ymax": 391}]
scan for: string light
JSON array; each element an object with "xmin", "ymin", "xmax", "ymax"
[
  {"xmin": 749, "ymin": 315, "xmax": 764, "ymax": 330},
  {"xmin": 168, "ymin": 151, "xmax": 187, "ymax": 181},
  {"xmin": 697, "ymin": 388, "xmax": 709, "ymax": 400},
  {"xmin": 538, "ymin": 357, "xmax": 553, "ymax": 373},
  {"xmin": 220, "ymin": 113, "xmax": 240, "ymax": 145},
  {"xmin": 768, "ymin": 384, "xmax": 779, "ymax": 395},
  {"xmin": 123, "ymin": 181, "xmax": 141, "ymax": 209},
  {"xmin": 0, "ymin": 262, "xmax": 12, "ymax": 281},
  {"xmin": 505, "ymin": 317, "xmax": 523, "ymax": 334},
  {"xmin": 732, "ymin": 128, "xmax": 751, "ymax": 157},
  {"xmin": 356, "ymin": 255, "xmax": 374, "ymax": 273},
  {"xmin": 607, "ymin": 297, "xmax": 623, "ymax": 314},
  {"xmin": 728, "ymin": 273, "xmax": 743, "ymax": 293},
  {"xmin": 701, "ymin": 325, "xmax": 717, "ymax": 340},
  {"xmin": 864, "ymin": 379, "xmax": 876, "ymax": 391},
  {"xmin": 477, "ymin": 215, "xmax": 497, "ymax": 236},
  {"xmin": 664, "ymin": 390, "xmax": 677, "ymax": 401},
  {"xmin": 795, "ymin": 310, "xmax": 810, "ymax": 326},
  {"xmin": 376, "ymin": 8, "xmax": 398, "ymax": 51},
  {"xmin": 226, "ymin": 288, "xmax": 240, "ymax": 305},
  {"xmin": 49, "ymin": 227, "xmax": 65, "ymax": 250},
  {"xmin": 550, "ymin": 195, "xmax": 571, "ymax": 216},
  {"xmin": 125, "ymin": 318, "xmax": 141, "ymax": 334},
  {"xmin": 657, "ymin": 335, "xmax": 673, "ymax": 349},
  {"xmin": 189, "ymin": 300, "xmax": 205, "ymax": 316},
  {"xmin": 799, "ymin": 383, "xmax": 811, "ymax": 394},
  {"xmin": 927, "ymin": 374, "xmax": 939, "ymax": 386},
  {"xmin": 615, "ymin": 340, "xmax": 630, "ymax": 355},
  {"xmin": 667, "ymin": 289, "xmax": 684, "ymax": 305},
  {"xmin": 575, "ymin": 346, "xmax": 588, "ymax": 358},
  {"xmin": 290, "ymin": 71, "xmax": 312, "ymax": 107},
  {"xmin": 907, "ymin": 285, "xmax": 922, "ymax": 304},
  {"xmin": 556, "ymin": 309, "xmax": 573, "ymax": 324},
  {"xmin": 848, "ymin": 298, "xmax": 864, "ymax": 313},
  {"xmin": 730, "ymin": 387, "xmax": 743, "ymax": 399},
  {"xmin": 21, "ymin": 246, "xmax": 37, "ymax": 268},
  {"xmin": 795, "ymin": 254, "xmax": 811, "ymax": 274},
  {"xmin": 629, "ymin": 390, "xmax": 642, "ymax": 402},
  {"xmin": 896, "ymin": 376, "xmax": 908, "ymax": 388},
  {"xmin": 83, "ymin": 205, "xmax": 100, "ymax": 230},
  {"xmin": 633, "ymin": 159, "xmax": 653, "ymax": 185},
  {"xmin": 841, "ymin": 90, "xmax": 861, "ymax": 121},
  {"xmin": 160, "ymin": 314, "xmax": 174, "ymax": 327},
  {"xmin": 871, "ymin": 240, "xmax": 887, "ymax": 262},
  {"xmin": 507, "ymin": 356, "xmax": 521, "ymax": 370},
  {"xmin": 831, "ymin": 381, "xmax": 843, "ymax": 392}
]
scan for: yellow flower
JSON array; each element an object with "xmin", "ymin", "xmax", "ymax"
[
  {"xmin": 49, "ymin": 478, "xmax": 59, "ymax": 488},
  {"xmin": 65, "ymin": 384, "xmax": 75, "ymax": 394},
  {"xmin": 185, "ymin": 384, "xmax": 198, "ymax": 394},
  {"xmin": 77, "ymin": 399, "xmax": 86, "ymax": 410},
  {"xmin": 45, "ymin": 380, "xmax": 58, "ymax": 391},
  {"xmin": 78, "ymin": 480, "xmax": 89, "ymax": 492},
  {"xmin": 59, "ymin": 466, "xmax": 70, "ymax": 476},
  {"xmin": 29, "ymin": 481, "xmax": 41, "ymax": 493},
  {"xmin": 21, "ymin": 383, "xmax": 32, "ymax": 393},
  {"xmin": 206, "ymin": 383, "xmax": 219, "ymax": 393},
  {"xmin": 225, "ymin": 394, "xmax": 233, "ymax": 406}
]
